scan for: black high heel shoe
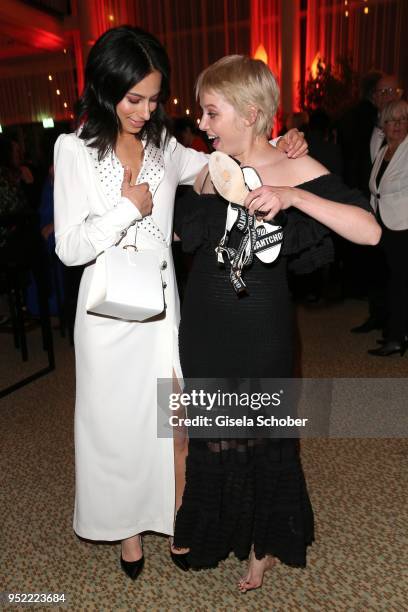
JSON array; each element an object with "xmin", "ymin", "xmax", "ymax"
[
  {"xmin": 169, "ymin": 539, "xmax": 190, "ymax": 572},
  {"xmin": 170, "ymin": 550, "xmax": 190, "ymax": 572},
  {"xmin": 120, "ymin": 537, "xmax": 144, "ymax": 580},
  {"xmin": 368, "ymin": 340, "xmax": 408, "ymax": 357},
  {"xmin": 120, "ymin": 555, "xmax": 144, "ymax": 580}
]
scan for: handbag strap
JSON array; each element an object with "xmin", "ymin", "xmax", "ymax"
[
  {"xmin": 122, "ymin": 221, "xmax": 138, "ymax": 252},
  {"xmin": 215, "ymin": 204, "xmax": 256, "ymax": 294}
]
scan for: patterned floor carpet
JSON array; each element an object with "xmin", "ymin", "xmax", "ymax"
[{"xmin": 0, "ymin": 299, "xmax": 407, "ymax": 611}]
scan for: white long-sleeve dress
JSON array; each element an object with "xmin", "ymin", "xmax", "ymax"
[{"xmin": 54, "ymin": 132, "xmax": 207, "ymax": 540}]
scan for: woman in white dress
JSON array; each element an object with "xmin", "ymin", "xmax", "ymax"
[
  {"xmin": 54, "ymin": 26, "xmax": 210, "ymax": 579},
  {"xmin": 54, "ymin": 26, "xmax": 306, "ymax": 579}
]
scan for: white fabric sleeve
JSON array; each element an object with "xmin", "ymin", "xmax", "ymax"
[
  {"xmin": 270, "ymin": 137, "xmax": 281, "ymax": 148},
  {"xmin": 167, "ymin": 137, "xmax": 209, "ymax": 186},
  {"xmin": 54, "ymin": 135, "xmax": 141, "ymax": 266}
]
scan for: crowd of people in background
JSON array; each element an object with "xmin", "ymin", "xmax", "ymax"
[
  {"xmin": 0, "ymin": 133, "xmax": 48, "ymax": 326},
  {"xmin": 275, "ymin": 71, "xmax": 408, "ymax": 358},
  {"xmin": 0, "ymin": 70, "xmax": 407, "ymax": 357},
  {"xmin": 340, "ymin": 72, "xmax": 407, "ymax": 356}
]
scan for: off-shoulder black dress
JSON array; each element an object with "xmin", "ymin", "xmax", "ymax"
[{"xmin": 173, "ymin": 174, "xmax": 370, "ymax": 569}]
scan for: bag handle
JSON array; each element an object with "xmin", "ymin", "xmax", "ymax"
[{"xmin": 123, "ymin": 218, "xmax": 139, "ymax": 252}]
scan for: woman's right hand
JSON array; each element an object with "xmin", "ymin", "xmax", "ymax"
[
  {"xmin": 121, "ymin": 166, "xmax": 153, "ymax": 217},
  {"xmin": 244, "ymin": 185, "xmax": 297, "ymax": 220}
]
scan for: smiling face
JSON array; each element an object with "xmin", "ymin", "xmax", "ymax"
[
  {"xmin": 198, "ymin": 89, "xmax": 249, "ymax": 157},
  {"xmin": 383, "ymin": 111, "xmax": 408, "ymax": 146},
  {"xmin": 116, "ymin": 70, "xmax": 162, "ymax": 135}
]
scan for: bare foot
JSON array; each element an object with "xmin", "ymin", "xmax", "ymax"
[
  {"xmin": 238, "ymin": 552, "xmax": 276, "ymax": 593},
  {"xmin": 121, "ymin": 535, "xmax": 143, "ymax": 562},
  {"xmin": 169, "ymin": 537, "xmax": 190, "ymax": 555}
]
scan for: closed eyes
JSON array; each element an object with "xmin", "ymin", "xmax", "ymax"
[{"xmin": 127, "ymin": 95, "xmax": 159, "ymax": 105}]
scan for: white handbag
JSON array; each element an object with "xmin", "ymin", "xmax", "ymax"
[{"xmin": 86, "ymin": 229, "xmax": 165, "ymax": 321}]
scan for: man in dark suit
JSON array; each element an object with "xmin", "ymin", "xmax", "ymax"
[{"xmin": 339, "ymin": 71, "xmax": 383, "ymax": 198}]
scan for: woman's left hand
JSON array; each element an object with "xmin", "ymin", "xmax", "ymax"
[
  {"xmin": 244, "ymin": 185, "xmax": 298, "ymax": 221},
  {"xmin": 277, "ymin": 128, "xmax": 308, "ymax": 158}
]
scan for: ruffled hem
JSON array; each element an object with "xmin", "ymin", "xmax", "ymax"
[
  {"xmin": 174, "ymin": 440, "xmax": 314, "ymax": 569},
  {"xmin": 282, "ymin": 208, "xmax": 330, "ymax": 256},
  {"xmin": 175, "ymin": 187, "xmax": 334, "ymax": 272},
  {"xmin": 282, "ymin": 208, "xmax": 334, "ymax": 274},
  {"xmin": 282, "ymin": 172, "xmax": 371, "ymax": 274},
  {"xmin": 175, "ymin": 174, "xmax": 370, "ymax": 274}
]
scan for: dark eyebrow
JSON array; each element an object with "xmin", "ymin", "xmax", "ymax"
[{"xmin": 127, "ymin": 91, "xmax": 160, "ymax": 98}]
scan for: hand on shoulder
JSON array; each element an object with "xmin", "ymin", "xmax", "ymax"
[{"xmin": 276, "ymin": 128, "xmax": 309, "ymax": 158}]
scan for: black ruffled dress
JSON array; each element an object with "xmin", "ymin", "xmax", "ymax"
[{"xmin": 173, "ymin": 174, "xmax": 370, "ymax": 568}]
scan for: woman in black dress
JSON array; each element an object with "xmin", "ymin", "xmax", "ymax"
[{"xmin": 173, "ymin": 55, "xmax": 381, "ymax": 592}]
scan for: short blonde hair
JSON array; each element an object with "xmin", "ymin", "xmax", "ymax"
[
  {"xmin": 196, "ymin": 55, "xmax": 280, "ymax": 137},
  {"xmin": 380, "ymin": 99, "xmax": 408, "ymax": 128}
]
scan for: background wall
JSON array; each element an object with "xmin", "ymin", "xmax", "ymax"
[{"xmin": 0, "ymin": 0, "xmax": 406, "ymax": 127}]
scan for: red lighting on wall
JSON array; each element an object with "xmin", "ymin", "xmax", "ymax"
[
  {"xmin": 253, "ymin": 44, "xmax": 268, "ymax": 64},
  {"xmin": 310, "ymin": 54, "xmax": 325, "ymax": 79},
  {"xmin": 250, "ymin": 0, "xmax": 281, "ymax": 80}
]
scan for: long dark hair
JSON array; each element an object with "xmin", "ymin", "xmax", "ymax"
[{"xmin": 77, "ymin": 26, "xmax": 171, "ymax": 159}]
